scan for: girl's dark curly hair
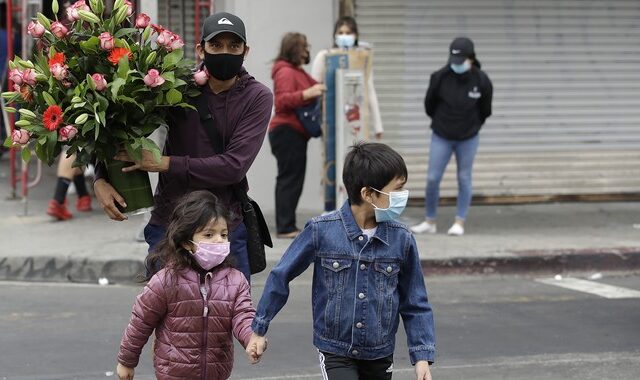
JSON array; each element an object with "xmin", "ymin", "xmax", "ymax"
[{"xmin": 144, "ymin": 190, "xmax": 233, "ymax": 282}]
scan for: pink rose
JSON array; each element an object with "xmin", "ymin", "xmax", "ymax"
[
  {"xmin": 11, "ymin": 129, "xmax": 30, "ymax": 145},
  {"xmin": 168, "ymin": 34, "xmax": 184, "ymax": 51},
  {"xmin": 156, "ymin": 30, "xmax": 172, "ymax": 46},
  {"xmin": 143, "ymin": 69, "xmax": 165, "ymax": 87},
  {"xmin": 92, "ymin": 73, "xmax": 108, "ymax": 91},
  {"xmin": 72, "ymin": 0, "xmax": 90, "ymax": 11},
  {"xmin": 193, "ymin": 68, "xmax": 209, "ymax": 86},
  {"xmin": 58, "ymin": 125, "xmax": 78, "ymax": 141},
  {"xmin": 50, "ymin": 22, "xmax": 68, "ymax": 39},
  {"xmin": 99, "ymin": 32, "xmax": 115, "ymax": 51},
  {"xmin": 66, "ymin": 7, "xmax": 79, "ymax": 21},
  {"xmin": 9, "ymin": 68, "xmax": 23, "ymax": 85},
  {"xmin": 27, "ymin": 21, "xmax": 45, "ymax": 38},
  {"xmin": 21, "ymin": 69, "xmax": 37, "ymax": 86},
  {"xmin": 124, "ymin": 0, "xmax": 134, "ymax": 16},
  {"xmin": 50, "ymin": 63, "xmax": 69, "ymax": 81},
  {"xmin": 135, "ymin": 13, "xmax": 151, "ymax": 29}
]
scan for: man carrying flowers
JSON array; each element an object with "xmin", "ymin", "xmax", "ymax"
[{"xmin": 93, "ymin": 12, "xmax": 273, "ymax": 281}]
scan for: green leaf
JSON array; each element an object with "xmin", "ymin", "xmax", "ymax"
[
  {"xmin": 73, "ymin": 102, "xmax": 87, "ymax": 108},
  {"xmin": 110, "ymin": 78, "xmax": 126, "ymax": 98},
  {"xmin": 141, "ymin": 138, "xmax": 161, "ymax": 163},
  {"xmin": 165, "ymin": 88, "xmax": 182, "ymax": 105},
  {"xmin": 174, "ymin": 78, "xmax": 188, "ymax": 88},
  {"xmin": 117, "ymin": 56, "xmax": 130, "ymax": 80},
  {"xmin": 94, "ymin": 122, "xmax": 100, "ymax": 141},
  {"xmin": 21, "ymin": 147, "xmax": 31, "ymax": 163},
  {"xmin": 3, "ymin": 136, "xmax": 12, "ymax": 148},
  {"xmin": 82, "ymin": 120, "xmax": 95, "ymax": 136},
  {"xmin": 161, "ymin": 71, "xmax": 175, "ymax": 83},
  {"xmin": 80, "ymin": 36, "xmax": 100, "ymax": 54},
  {"xmin": 114, "ymin": 28, "xmax": 138, "ymax": 38},
  {"xmin": 162, "ymin": 49, "xmax": 184, "ymax": 70},
  {"xmin": 45, "ymin": 131, "xmax": 58, "ymax": 165},
  {"xmin": 42, "ymin": 92, "xmax": 56, "ymax": 106}
]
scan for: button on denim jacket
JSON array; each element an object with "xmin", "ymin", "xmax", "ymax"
[{"xmin": 252, "ymin": 201, "xmax": 436, "ymax": 364}]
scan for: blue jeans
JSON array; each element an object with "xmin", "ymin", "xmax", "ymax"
[
  {"xmin": 144, "ymin": 222, "xmax": 251, "ymax": 282},
  {"xmin": 425, "ymin": 133, "xmax": 479, "ymax": 221}
]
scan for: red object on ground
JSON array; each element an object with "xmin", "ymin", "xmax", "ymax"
[{"xmin": 47, "ymin": 200, "xmax": 73, "ymax": 220}]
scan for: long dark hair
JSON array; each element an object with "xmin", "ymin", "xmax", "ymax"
[
  {"xmin": 275, "ymin": 32, "xmax": 308, "ymax": 66},
  {"xmin": 332, "ymin": 16, "xmax": 359, "ymax": 48},
  {"xmin": 144, "ymin": 191, "xmax": 233, "ymax": 282}
]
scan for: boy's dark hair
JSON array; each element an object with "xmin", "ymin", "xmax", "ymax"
[
  {"xmin": 144, "ymin": 190, "xmax": 234, "ymax": 282},
  {"xmin": 332, "ymin": 16, "xmax": 359, "ymax": 47},
  {"xmin": 343, "ymin": 142, "xmax": 408, "ymax": 205},
  {"xmin": 274, "ymin": 32, "xmax": 308, "ymax": 66}
]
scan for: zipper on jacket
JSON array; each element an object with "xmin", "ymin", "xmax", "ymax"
[{"xmin": 199, "ymin": 273, "xmax": 212, "ymax": 380}]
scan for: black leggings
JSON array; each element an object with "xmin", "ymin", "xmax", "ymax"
[{"xmin": 319, "ymin": 351, "xmax": 394, "ymax": 380}]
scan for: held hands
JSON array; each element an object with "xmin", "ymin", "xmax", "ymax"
[
  {"xmin": 415, "ymin": 360, "xmax": 432, "ymax": 380},
  {"xmin": 302, "ymin": 84, "xmax": 326, "ymax": 100},
  {"xmin": 113, "ymin": 150, "xmax": 170, "ymax": 173},
  {"xmin": 245, "ymin": 332, "xmax": 268, "ymax": 364},
  {"xmin": 116, "ymin": 363, "xmax": 135, "ymax": 380},
  {"xmin": 94, "ymin": 178, "xmax": 127, "ymax": 221}
]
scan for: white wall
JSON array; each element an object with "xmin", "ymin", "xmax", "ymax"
[{"xmin": 217, "ymin": 0, "xmax": 336, "ymax": 214}]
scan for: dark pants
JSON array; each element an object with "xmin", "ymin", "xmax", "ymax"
[
  {"xmin": 144, "ymin": 222, "xmax": 251, "ymax": 282},
  {"xmin": 319, "ymin": 351, "xmax": 394, "ymax": 380},
  {"xmin": 269, "ymin": 125, "xmax": 308, "ymax": 234}
]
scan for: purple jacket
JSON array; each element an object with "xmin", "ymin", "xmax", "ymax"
[
  {"xmin": 97, "ymin": 69, "xmax": 273, "ymax": 229},
  {"xmin": 118, "ymin": 266, "xmax": 255, "ymax": 379}
]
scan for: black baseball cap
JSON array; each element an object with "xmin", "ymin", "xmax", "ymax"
[
  {"xmin": 201, "ymin": 12, "xmax": 246, "ymax": 43},
  {"xmin": 448, "ymin": 37, "xmax": 475, "ymax": 64}
]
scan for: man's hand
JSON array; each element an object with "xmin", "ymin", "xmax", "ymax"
[
  {"xmin": 94, "ymin": 179, "xmax": 127, "ymax": 221},
  {"xmin": 415, "ymin": 360, "xmax": 432, "ymax": 380},
  {"xmin": 245, "ymin": 332, "xmax": 268, "ymax": 364},
  {"xmin": 114, "ymin": 150, "xmax": 170, "ymax": 173},
  {"xmin": 116, "ymin": 363, "xmax": 135, "ymax": 380}
]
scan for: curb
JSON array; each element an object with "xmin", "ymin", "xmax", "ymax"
[
  {"xmin": 422, "ymin": 249, "xmax": 640, "ymax": 276},
  {"xmin": 2, "ymin": 249, "xmax": 640, "ymax": 285}
]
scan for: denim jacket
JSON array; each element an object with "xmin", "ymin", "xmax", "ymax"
[{"xmin": 252, "ymin": 201, "xmax": 436, "ymax": 364}]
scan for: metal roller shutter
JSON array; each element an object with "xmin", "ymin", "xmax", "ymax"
[
  {"xmin": 158, "ymin": 0, "xmax": 207, "ymax": 60},
  {"xmin": 356, "ymin": 0, "xmax": 640, "ymax": 200}
]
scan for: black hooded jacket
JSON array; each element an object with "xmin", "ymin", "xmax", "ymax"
[{"xmin": 424, "ymin": 65, "xmax": 493, "ymax": 140}]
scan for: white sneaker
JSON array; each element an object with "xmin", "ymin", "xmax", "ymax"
[
  {"xmin": 411, "ymin": 221, "xmax": 437, "ymax": 234},
  {"xmin": 447, "ymin": 223, "xmax": 464, "ymax": 236}
]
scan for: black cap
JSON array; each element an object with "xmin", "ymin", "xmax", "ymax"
[
  {"xmin": 201, "ymin": 12, "xmax": 246, "ymax": 43},
  {"xmin": 448, "ymin": 37, "xmax": 475, "ymax": 64}
]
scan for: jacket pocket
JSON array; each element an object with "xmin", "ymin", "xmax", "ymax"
[
  {"xmin": 374, "ymin": 260, "xmax": 400, "ymax": 343},
  {"xmin": 320, "ymin": 257, "xmax": 352, "ymax": 339}
]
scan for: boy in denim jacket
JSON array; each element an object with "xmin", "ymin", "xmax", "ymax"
[{"xmin": 248, "ymin": 142, "xmax": 435, "ymax": 380}]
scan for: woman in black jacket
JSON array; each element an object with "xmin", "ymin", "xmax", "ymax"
[{"xmin": 412, "ymin": 37, "xmax": 493, "ymax": 236}]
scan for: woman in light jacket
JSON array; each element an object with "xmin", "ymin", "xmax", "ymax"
[{"xmin": 311, "ymin": 16, "xmax": 384, "ymax": 139}]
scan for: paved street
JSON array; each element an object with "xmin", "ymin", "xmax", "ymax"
[{"xmin": 1, "ymin": 270, "xmax": 639, "ymax": 380}]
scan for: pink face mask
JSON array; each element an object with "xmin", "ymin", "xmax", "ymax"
[{"xmin": 189, "ymin": 241, "xmax": 230, "ymax": 270}]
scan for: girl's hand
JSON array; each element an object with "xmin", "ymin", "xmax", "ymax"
[
  {"xmin": 415, "ymin": 360, "xmax": 432, "ymax": 380},
  {"xmin": 245, "ymin": 332, "xmax": 268, "ymax": 364},
  {"xmin": 116, "ymin": 363, "xmax": 135, "ymax": 380}
]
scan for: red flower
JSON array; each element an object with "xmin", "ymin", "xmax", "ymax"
[
  {"xmin": 43, "ymin": 105, "xmax": 63, "ymax": 131},
  {"xmin": 108, "ymin": 47, "xmax": 133, "ymax": 65},
  {"xmin": 48, "ymin": 52, "xmax": 65, "ymax": 67}
]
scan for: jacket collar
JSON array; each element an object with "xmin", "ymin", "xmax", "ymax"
[{"xmin": 339, "ymin": 200, "xmax": 389, "ymax": 246}]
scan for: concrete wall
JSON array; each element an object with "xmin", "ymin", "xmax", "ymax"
[{"xmin": 217, "ymin": 0, "xmax": 336, "ymax": 215}]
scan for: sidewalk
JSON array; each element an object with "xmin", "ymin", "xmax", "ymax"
[{"xmin": 1, "ymin": 157, "xmax": 639, "ymax": 284}]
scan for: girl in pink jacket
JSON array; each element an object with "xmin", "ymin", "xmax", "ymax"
[{"xmin": 116, "ymin": 190, "xmax": 257, "ymax": 380}]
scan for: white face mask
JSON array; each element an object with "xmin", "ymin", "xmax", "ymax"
[{"xmin": 335, "ymin": 34, "xmax": 356, "ymax": 49}]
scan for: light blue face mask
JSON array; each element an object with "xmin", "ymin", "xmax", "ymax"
[
  {"xmin": 450, "ymin": 60, "xmax": 471, "ymax": 74},
  {"xmin": 335, "ymin": 34, "xmax": 356, "ymax": 49},
  {"xmin": 370, "ymin": 188, "xmax": 409, "ymax": 222}
]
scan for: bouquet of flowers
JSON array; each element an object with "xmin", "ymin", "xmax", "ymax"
[{"xmin": 3, "ymin": 0, "xmax": 207, "ymax": 213}]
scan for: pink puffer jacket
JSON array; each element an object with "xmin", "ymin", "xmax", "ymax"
[{"xmin": 118, "ymin": 265, "xmax": 255, "ymax": 380}]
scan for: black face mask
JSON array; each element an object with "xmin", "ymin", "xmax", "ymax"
[
  {"xmin": 203, "ymin": 52, "xmax": 244, "ymax": 81},
  {"xmin": 304, "ymin": 50, "xmax": 310, "ymax": 65}
]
